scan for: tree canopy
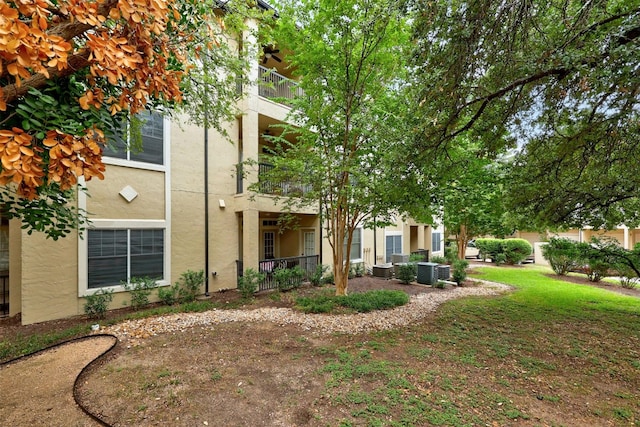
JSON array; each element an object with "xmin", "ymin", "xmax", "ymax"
[
  {"xmin": 261, "ymin": 0, "xmax": 411, "ymax": 295},
  {"xmin": 409, "ymin": 0, "xmax": 640, "ymax": 230},
  {"xmin": 0, "ymin": 0, "xmax": 269, "ymax": 238},
  {"xmin": 439, "ymin": 140, "xmax": 511, "ymax": 259}
]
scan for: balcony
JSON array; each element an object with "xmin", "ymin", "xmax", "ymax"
[
  {"xmin": 258, "ymin": 65, "xmax": 303, "ymax": 105},
  {"xmin": 258, "ymin": 163, "xmax": 311, "ymax": 197}
]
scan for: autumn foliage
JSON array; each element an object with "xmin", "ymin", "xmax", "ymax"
[{"xmin": 0, "ymin": 0, "xmax": 188, "ymax": 199}]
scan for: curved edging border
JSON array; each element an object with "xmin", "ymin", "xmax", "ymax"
[
  {"xmin": 72, "ymin": 334, "xmax": 118, "ymax": 427},
  {"xmin": 0, "ymin": 333, "xmax": 118, "ymax": 427}
]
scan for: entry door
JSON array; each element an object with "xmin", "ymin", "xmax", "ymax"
[
  {"xmin": 303, "ymin": 231, "xmax": 315, "ymax": 256},
  {"xmin": 264, "ymin": 231, "xmax": 275, "ymax": 259}
]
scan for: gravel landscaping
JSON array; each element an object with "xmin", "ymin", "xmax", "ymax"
[{"xmin": 102, "ymin": 280, "xmax": 511, "ymax": 345}]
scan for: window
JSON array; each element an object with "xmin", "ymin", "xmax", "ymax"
[
  {"xmin": 344, "ymin": 228, "xmax": 363, "ymax": 261},
  {"xmin": 88, "ymin": 229, "xmax": 164, "ymax": 288},
  {"xmin": 103, "ymin": 111, "xmax": 164, "ymax": 165},
  {"xmin": 432, "ymin": 232, "xmax": 443, "ymax": 252},
  {"xmin": 385, "ymin": 234, "xmax": 402, "ymax": 263}
]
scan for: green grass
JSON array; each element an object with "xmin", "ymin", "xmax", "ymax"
[
  {"xmin": 472, "ymin": 265, "xmax": 640, "ymax": 318},
  {"xmin": 318, "ymin": 265, "xmax": 640, "ymax": 426}
]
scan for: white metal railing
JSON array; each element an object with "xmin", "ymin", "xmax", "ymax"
[{"xmin": 258, "ymin": 65, "xmax": 304, "ymax": 104}]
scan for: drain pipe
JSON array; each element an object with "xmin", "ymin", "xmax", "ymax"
[{"xmin": 204, "ymin": 114, "xmax": 210, "ymax": 297}]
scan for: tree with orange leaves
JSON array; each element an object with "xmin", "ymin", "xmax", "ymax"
[{"xmin": 0, "ymin": 0, "xmax": 271, "ymax": 238}]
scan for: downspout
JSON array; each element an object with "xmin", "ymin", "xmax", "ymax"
[
  {"xmin": 373, "ymin": 218, "xmax": 377, "ymax": 266},
  {"xmin": 319, "ymin": 199, "xmax": 323, "ymax": 264},
  {"xmin": 204, "ymin": 114, "xmax": 210, "ymax": 296}
]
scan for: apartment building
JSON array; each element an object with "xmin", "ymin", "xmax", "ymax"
[{"xmin": 0, "ymin": 12, "xmax": 436, "ymax": 325}]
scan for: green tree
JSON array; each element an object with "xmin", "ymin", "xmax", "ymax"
[
  {"xmin": 409, "ymin": 0, "xmax": 640, "ymax": 230},
  {"xmin": 438, "ymin": 139, "xmax": 511, "ymax": 259},
  {"xmin": 259, "ymin": 0, "xmax": 412, "ymax": 295}
]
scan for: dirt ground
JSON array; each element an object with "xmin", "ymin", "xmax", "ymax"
[{"xmin": 1, "ymin": 269, "xmax": 638, "ymax": 426}]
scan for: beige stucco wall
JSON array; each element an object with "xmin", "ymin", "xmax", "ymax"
[
  {"xmin": 19, "ymin": 229, "xmax": 79, "ymax": 324},
  {"xmin": 86, "ymin": 166, "xmax": 165, "ymax": 219}
]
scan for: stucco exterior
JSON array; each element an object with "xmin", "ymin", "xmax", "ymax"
[{"xmin": 3, "ymin": 21, "xmax": 436, "ymax": 325}]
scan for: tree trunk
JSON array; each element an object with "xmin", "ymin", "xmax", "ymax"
[
  {"xmin": 335, "ymin": 266, "xmax": 348, "ymax": 295},
  {"xmin": 457, "ymin": 224, "xmax": 468, "ymax": 260}
]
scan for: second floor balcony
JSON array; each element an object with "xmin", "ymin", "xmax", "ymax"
[
  {"xmin": 259, "ymin": 65, "xmax": 304, "ymax": 106},
  {"xmin": 236, "ymin": 162, "xmax": 311, "ymax": 197}
]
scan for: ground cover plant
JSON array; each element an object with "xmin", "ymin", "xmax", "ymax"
[{"xmin": 68, "ymin": 266, "xmax": 640, "ymax": 426}]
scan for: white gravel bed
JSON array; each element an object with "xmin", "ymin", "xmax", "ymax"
[{"xmin": 101, "ymin": 281, "xmax": 511, "ymax": 344}]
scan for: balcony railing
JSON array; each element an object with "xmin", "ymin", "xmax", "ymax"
[
  {"xmin": 258, "ymin": 65, "xmax": 303, "ymax": 104},
  {"xmin": 258, "ymin": 162, "xmax": 311, "ymax": 197},
  {"xmin": 258, "ymin": 255, "xmax": 319, "ymax": 291}
]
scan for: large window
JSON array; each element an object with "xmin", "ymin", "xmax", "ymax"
[
  {"xmin": 103, "ymin": 111, "xmax": 164, "ymax": 165},
  {"xmin": 88, "ymin": 228, "xmax": 164, "ymax": 288},
  {"xmin": 344, "ymin": 228, "xmax": 363, "ymax": 261},
  {"xmin": 385, "ymin": 234, "xmax": 402, "ymax": 263}
]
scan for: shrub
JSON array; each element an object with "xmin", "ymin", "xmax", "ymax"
[
  {"xmin": 444, "ymin": 242, "xmax": 458, "ymax": 263},
  {"xmin": 295, "ymin": 295, "xmax": 336, "ymax": 313},
  {"xmin": 542, "ymin": 238, "xmax": 581, "ymax": 275},
  {"xmin": 430, "ymin": 255, "xmax": 448, "ymax": 265},
  {"xmin": 322, "ymin": 272, "xmax": 335, "ymax": 285},
  {"xmin": 310, "ymin": 264, "xmax": 329, "ymax": 286},
  {"xmin": 495, "ymin": 253, "xmax": 507, "ymax": 265},
  {"xmin": 124, "ymin": 277, "xmax": 157, "ymax": 310},
  {"xmin": 295, "ymin": 290, "xmax": 409, "ymax": 314},
  {"xmin": 274, "ymin": 266, "xmax": 305, "ymax": 291},
  {"xmin": 502, "ymin": 239, "xmax": 533, "ymax": 264},
  {"xmin": 176, "ymin": 269, "xmax": 204, "ymax": 303},
  {"xmin": 475, "ymin": 238, "xmax": 503, "ymax": 261},
  {"xmin": 576, "ymin": 238, "xmax": 619, "ymax": 282},
  {"xmin": 337, "ymin": 290, "xmax": 409, "ymax": 312},
  {"xmin": 157, "ymin": 285, "xmax": 178, "ymax": 305},
  {"xmin": 397, "ymin": 263, "xmax": 416, "ymax": 284},
  {"xmin": 238, "ymin": 268, "xmax": 265, "ymax": 298},
  {"xmin": 84, "ymin": 288, "xmax": 114, "ymax": 319},
  {"xmin": 409, "ymin": 253, "xmax": 426, "ymax": 262},
  {"xmin": 452, "ymin": 259, "xmax": 469, "ymax": 285},
  {"xmin": 354, "ymin": 262, "xmax": 364, "ymax": 277}
]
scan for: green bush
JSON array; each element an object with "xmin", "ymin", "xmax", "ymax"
[
  {"xmin": 310, "ymin": 264, "xmax": 329, "ymax": 286},
  {"xmin": 273, "ymin": 266, "xmax": 305, "ymax": 291},
  {"xmin": 397, "ymin": 263, "xmax": 416, "ymax": 284},
  {"xmin": 502, "ymin": 239, "xmax": 533, "ymax": 264},
  {"xmin": 157, "ymin": 285, "xmax": 178, "ymax": 306},
  {"xmin": 337, "ymin": 290, "xmax": 409, "ymax": 312},
  {"xmin": 238, "ymin": 268, "xmax": 265, "ymax": 298},
  {"xmin": 409, "ymin": 253, "xmax": 426, "ymax": 262},
  {"xmin": 322, "ymin": 272, "xmax": 335, "ymax": 285},
  {"xmin": 124, "ymin": 277, "xmax": 157, "ymax": 310},
  {"xmin": 452, "ymin": 259, "xmax": 469, "ymax": 285},
  {"xmin": 84, "ymin": 288, "xmax": 114, "ymax": 319},
  {"xmin": 295, "ymin": 295, "xmax": 336, "ymax": 313},
  {"xmin": 475, "ymin": 238, "xmax": 503, "ymax": 261},
  {"xmin": 575, "ymin": 238, "xmax": 620, "ymax": 282},
  {"xmin": 444, "ymin": 242, "xmax": 458, "ymax": 263},
  {"xmin": 542, "ymin": 237, "xmax": 581, "ymax": 275},
  {"xmin": 295, "ymin": 289, "xmax": 409, "ymax": 314},
  {"xmin": 176, "ymin": 269, "xmax": 204, "ymax": 303},
  {"xmin": 430, "ymin": 255, "xmax": 448, "ymax": 265}
]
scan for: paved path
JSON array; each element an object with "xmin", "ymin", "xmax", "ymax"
[{"xmin": 0, "ymin": 335, "xmax": 116, "ymax": 426}]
